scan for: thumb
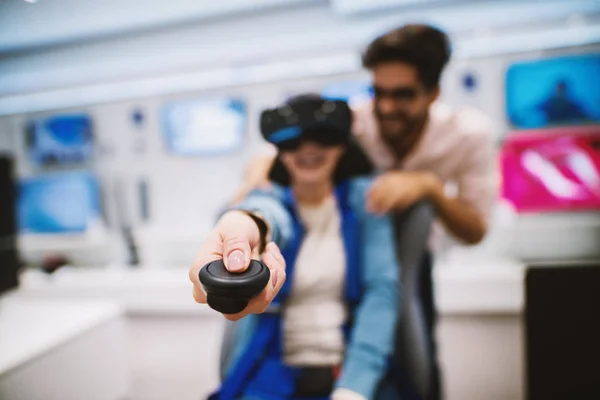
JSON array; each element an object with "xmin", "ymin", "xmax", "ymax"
[{"xmin": 222, "ymin": 237, "xmax": 252, "ymax": 273}]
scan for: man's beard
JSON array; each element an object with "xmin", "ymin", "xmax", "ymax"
[{"xmin": 375, "ymin": 110, "xmax": 427, "ymax": 161}]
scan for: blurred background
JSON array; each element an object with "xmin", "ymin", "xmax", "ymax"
[{"xmin": 0, "ymin": 1, "xmax": 599, "ymax": 399}]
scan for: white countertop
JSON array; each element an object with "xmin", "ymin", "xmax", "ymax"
[
  {"xmin": 434, "ymin": 258, "xmax": 525, "ymax": 314},
  {"xmin": 14, "ymin": 267, "xmax": 212, "ymax": 316},
  {"xmin": 0, "ymin": 295, "xmax": 124, "ymax": 375},
  {"xmin": 10, "ymin": 258, "xmax": 526, "ymax": 316}
]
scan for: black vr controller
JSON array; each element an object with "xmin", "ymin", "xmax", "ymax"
[{"xmin": 199, "ymin": 259, "xmax": 271, "ymax": 314}]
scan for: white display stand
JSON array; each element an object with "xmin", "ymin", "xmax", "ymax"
[
  {"xmin": 18, "ymin": 226, "xmax": 122, "ymax": 268},
  {"xmin": 434, "ymin": 258, "xmax": 525, "ymax": 314},
  {"xmin": 0, "ymin": 295, "xmax": 130, "ymax": 400},
  {"xmin": 16, "ymin": 267, "xmax": 212, "ymax": 316}
]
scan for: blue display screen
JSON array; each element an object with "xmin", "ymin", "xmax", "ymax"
[
  {"xmin": 161, "ymin": 98, "xmax": 246, "ymax": 155},
  {"xmin": 17, "ymin": 171, "xmax": 102, "ymax": 234},
  {"xmin": 506, "ymin": 53, "xmax": 600, "ymax": 129},
  {"xmin": 26, "ymin": 114, "xmax": 94, "ymax": 166},
  {"xmin": 321, "ymin": 81, "xmax": 373, "ymax": 105}
]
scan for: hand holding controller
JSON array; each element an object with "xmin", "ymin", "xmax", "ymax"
[{"xmin": 189, "ymin": 210, "xmax": 286, "ymax": 321}]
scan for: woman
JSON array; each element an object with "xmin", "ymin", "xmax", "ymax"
[{"xmin": 189, "ymin": 95, "xmax": 400, "ymax": 400}]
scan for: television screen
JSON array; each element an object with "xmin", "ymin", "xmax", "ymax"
[
  {"xmin": 321, "ymin": 81, "xmax": 373, "ymax": 106},
  {"xmin": 500, "ymin": 127, "xmax": 600, "ymax": 213},
  {"xmin": 17, "ymin": 171, "xmax": 102, "ymax": 234},
  {"xmin": 161, "ymin": 98, "xmax": 246, "ymax": 155},
  {"xmin": 506, "ymin": 53, "xmax": 600, "ymax": 129},
  {"xmin": 26, "ymin": 114, "xmax": 94, "ymax": 167}
]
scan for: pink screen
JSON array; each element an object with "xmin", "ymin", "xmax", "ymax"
[{"xmin": 501, "ymin": 126, "xmax": 600, "ymax": 213}]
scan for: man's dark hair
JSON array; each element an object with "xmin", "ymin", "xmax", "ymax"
[{"xmin": 362, "ymin": 24, "xmax": 452, "ymax": 90}]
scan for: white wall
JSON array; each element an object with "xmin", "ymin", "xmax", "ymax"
[
  {"xmin": 5, "ymin": 42, "xmax": 600, "ymax": 267},
  {"xmin": 3, "ymin": 73, "xmax": 365, "ymax": 265},
  {"xmin": 2, "ymin": 0, "xmax": 599, "ymax": 266}
]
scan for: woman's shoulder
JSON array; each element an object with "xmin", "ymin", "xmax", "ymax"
[
  {"xmin": 246, "ymin": 183, "xmax": 287, "ymax": 202},
  {"xmin": 345, "ymin": 176, "xmax": 375, "ymax": 214},
  {"xmin": 348, "ymin": 176, "xmax": 374, "ymax": 192}
]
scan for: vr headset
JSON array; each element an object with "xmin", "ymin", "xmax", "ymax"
[{"xmin": 260, "ymin": 96, "xmax": 352, "ymax": 151}]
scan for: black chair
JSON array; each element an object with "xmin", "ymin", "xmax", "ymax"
[
  {"xmin": 388, "ymin": 200, "xmax": 437, "ymax": 400},
  {"xmin": 217, "ymin": 200, "xmax": 437, "ymax": 399}
]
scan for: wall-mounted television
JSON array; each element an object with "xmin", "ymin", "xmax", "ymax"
[
  {"xmin": 26, "ymin": 114, "xmax": 94, "ymax": 167},
  {"xmin": 321, "ymin": 81, "xmax": 373, "ymax": 106},
  {"xmin": 506, "ymin": 53, "xmax": 600, "ymax": 129},
  {"xmin": 17, "ymin": 171, "xmax": 102, "ymax": 234},
  {"xmin": 161, "ymin": 97, "xmax": 246, "ymax": 156},
  {"xmin": 501, "ymin": 126, "xmax": 600, "ymax": 213}
]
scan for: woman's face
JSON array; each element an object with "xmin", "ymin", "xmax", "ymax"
[{"xmin": 280, "ymin": 141, "xmax": 344, "ymax": 186}]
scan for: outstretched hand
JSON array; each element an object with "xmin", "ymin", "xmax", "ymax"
[{"xmin": 189, "ymin": 211, "xmax": 286, "ymax": 321}]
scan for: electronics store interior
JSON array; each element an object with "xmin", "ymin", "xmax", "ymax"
[{"xmin": 0, "ymin": 1, "xmax": 599, "ymax": 400}]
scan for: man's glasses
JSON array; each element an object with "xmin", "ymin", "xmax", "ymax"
[{"xmin": 370, "ymin": 85, "xmax": 421, "ymax": 102}]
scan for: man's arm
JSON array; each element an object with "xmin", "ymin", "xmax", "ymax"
[
  {"xmin": 367, "ymin": 133, "xmax": 497, "ymax": 245},
  {"xmin": 367, "ymin": 171, "xmax": 489, "ymax": 245},
  {"xmin": 424, "ymin": 173, "xmax": 488, "ymax": 244},
  {"xmin": 425, "ymin": 129, "xmax": 498, "ymax": 245}
]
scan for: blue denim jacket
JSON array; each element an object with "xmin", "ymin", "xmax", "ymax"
[{"xmin": 222, "ymin": 177, "xmax": 401, "ymax": 399}]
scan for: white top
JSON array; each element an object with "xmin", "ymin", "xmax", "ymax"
[
  {"xmin": 283, "ymin": 196, "xmax": 347, "ymax": 366},
  {"xmin": 0, "ymin": 295, "xmax": 123, "ymax": 375}
]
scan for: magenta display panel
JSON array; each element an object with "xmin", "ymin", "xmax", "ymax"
[{"xmin": 501, "ymin": 126, "xmax": 600, "ymax": 213}]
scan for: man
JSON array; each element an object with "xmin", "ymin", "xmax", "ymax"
[{"xmin": 234, "ymin": 24, "xmax": 498, "ymax": 399}]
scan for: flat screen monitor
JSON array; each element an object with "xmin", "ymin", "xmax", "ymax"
[
  {"xmin": 321, "ymin": 81, "xmax": 372, "ymax": 106},
  {"xmin": 26, "ymin": 114, "xmax": 94, "ymax": 167},
  {"xmin": 500, "ymin": 126, "xmax": 600, "ymax": 213},
  {"xmin": 17, "ymin": 171, "xmax": 102, "ymax": 234},
  {"xmin": 161, "ymin": 97, "xmax": 246, "ymax": 156},
  {"xmin": 506, "ymin": 53, "xmax": 600, "ymax": 129}
]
